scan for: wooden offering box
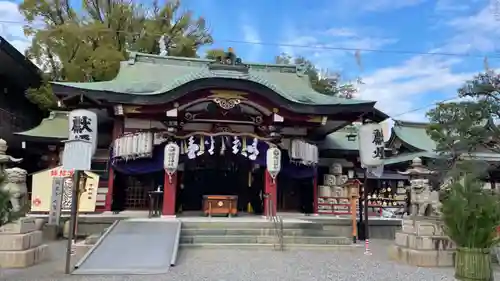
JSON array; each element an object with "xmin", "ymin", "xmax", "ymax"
[{"xmin": 203, "ymin": 195, "xmax": 238, "ymax": 217}]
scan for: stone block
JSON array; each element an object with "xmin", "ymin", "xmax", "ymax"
[
  {"xmin": 33, "ymin": 244, "xmax": 49, "ymax": 264},
  {"xmin": 0, "ymin": 230, "xmax": 42, "ymax": 251},
  {"xmin": 0, "ymin": 247, "xmax": 35, "ymax": 268},
  {"xmin": 395, "ymin": 232, "xmax": 409, "ymax": 248},
  {"xmin": 0, "ymin": 244, "xmax": 49, "ymax": 268},
  {"xmin": 414, "ymin": 220, "xmax": 443, "ymax": 236},
  {"xmin": 42, "ymin": 224, "xmax": 59, "ymax": 241},
  {"xmin": 389, "ymin": 245, "xmax": 454, "ymax": 267},
  {"xmin": 0, "ymin": 217, "xmax": 37, "ymax": 234},
  {"xmin": 407, "ymin": 234, "xmax": 455, "ymax": 251},
  {"xmin": 401, "ymin": 219, "xmax": 444, "ymax": 236}
]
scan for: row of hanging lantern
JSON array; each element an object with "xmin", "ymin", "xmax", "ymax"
[
  {"xmin": 289, "ymin": 139, "xmax": 318, "ymax": 166},
  {"xmin": 112, "ymin": 132, "xmax": 154, "ymax": 161}
]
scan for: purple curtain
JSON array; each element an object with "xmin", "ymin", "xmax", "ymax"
[{"xmin": 112, "ymin": 144, "xmax": 166, "ymax": 175}]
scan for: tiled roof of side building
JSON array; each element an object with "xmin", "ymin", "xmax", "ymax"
[{"xmin": 392, "ymin": 120, "xmax": 437, "ymax": 152}]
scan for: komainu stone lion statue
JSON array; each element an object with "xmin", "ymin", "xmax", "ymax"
[
  {"xmin": 410, "ymin": 178, "xmax": 441, "ymax": 217},
  {"xmin": 0, "ymin": 168, "xmax": 28, "ymax": 212}
]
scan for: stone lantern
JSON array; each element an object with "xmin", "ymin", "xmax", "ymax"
[{"xmin": 398, "ymin": 157, "xmax": 438, "ymax": 218}]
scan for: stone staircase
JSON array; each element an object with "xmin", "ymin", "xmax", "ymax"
[{"xmin": 180, "ymin": 220, "xmax": 356, "ymax": 250}]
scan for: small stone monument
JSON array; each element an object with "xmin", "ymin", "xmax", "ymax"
[
  {"xmin": 388, "ymin": 157, "xmax": 455, "ymax": 267},
  {"xmin": 0, "ymin": 139, "xmax": 49, "ymax": 268}
]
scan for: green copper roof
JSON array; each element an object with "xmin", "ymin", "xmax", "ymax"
[
  {"xmin": 392, "ymin": 120, "xmax": 437, "ymax": 151},
  {"xmin": 51, "ymin": 52, "xmax": 373, "ymax": 106},
  {"xmin": 15, "ymin": 111, "xmax": 68, "ymax": 140},
  {"xmin": 318, "ymin": 128, "xmax": 359, "ymax": 150}
]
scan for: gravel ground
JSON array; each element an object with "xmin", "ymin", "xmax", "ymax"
[{"xmin": 2, "ymin": 240, "xmax": 500, "ymax": 281}]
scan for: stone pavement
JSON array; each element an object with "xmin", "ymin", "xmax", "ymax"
[{"xmin": 1, "ymin": 239, "xmax": 500, "ymax": 281}]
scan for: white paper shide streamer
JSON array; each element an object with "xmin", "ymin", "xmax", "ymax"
[
  {"xmin": 164, "ymin": 142, "xmax": 180, "ymax": 183},
  {"xmin": 266, "ymin": 147, "xmax": 281, "ymax": 183}
]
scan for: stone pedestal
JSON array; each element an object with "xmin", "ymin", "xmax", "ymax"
[
  {"xmin": 0, "ymin": 217, "xmax": 50, "ymax": 268},
  {"xmin": 388, "ymin": 219, "xmax": 455, "ymax": 267}
]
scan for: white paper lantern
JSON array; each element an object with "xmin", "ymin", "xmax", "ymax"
[
  {"xmin": 136, "ymin": 133, "xmax": 144, "ymax": 156},
  {"xmin": 132, "ymin": 133, "xmax": 140, "ymax": 158},
  {"xmin": 118, "ymin": 137, "xmax": 126, "ymax": 158},
  {"xmin": 143, "ymin": 132, "xmax": 153, "ymax": 156},
  {"xmin": 266, "ymin": 147, "xmax": 281, "ymax": 181},
  {"xmin": 68, "ymin": 109, "xmax": 98, "ymax": 155},
  {"xmin": 164, "ymin": 142, "xmax": 180, "ymax": 183},
  {"xmin": 122, "ymin": 134, "xmax": 132, "ymax": 160},
  {"xmin": 358, "ymin": 123, "xmax": 385, "ymax": 167},
  {"xmin": 113, "ymin": 138, "xmax": 120, "ymax": 158}
]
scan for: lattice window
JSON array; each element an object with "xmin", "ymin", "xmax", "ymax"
[{"xmin": 124, "ymin": 176, "xmax": 151, "ymax": 210}]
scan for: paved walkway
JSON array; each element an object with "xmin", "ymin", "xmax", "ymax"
[{"xmin": 1, "ymin": 240, "xmax": 499, "ymax": 281}]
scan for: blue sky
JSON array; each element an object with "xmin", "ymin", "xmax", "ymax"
[{"xmin": 0, "ymin": 0, "xmax": 496, "ymax": 121}]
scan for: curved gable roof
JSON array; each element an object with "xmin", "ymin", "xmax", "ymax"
[
  {"xmin": 51, "ymin": 52, "xmax": 375, "ymax": 113},
  {"xmin": 392, "ymin": 120, "xmax": 436, "ymax": 151}
]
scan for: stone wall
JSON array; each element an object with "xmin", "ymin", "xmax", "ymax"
[{"xmin": 0, "ymin": 217, "xmax": 49, "ymax": 268}]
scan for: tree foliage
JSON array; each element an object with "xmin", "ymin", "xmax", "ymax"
[
  {"xmin": 205, "ymin": 48, "xmax": 226, "ymax": 60},
  {"xmin": 274, "ymin": 53, "xmax": 360, "ymax": 98},
  {"xmin": 19, "ymin": 0, "xmax": 213, "ymax": 110},
  {"xmin": 427, "ymin": 71, "xmax": 500, "ymax": 161},
  {"xmin": 441, "ymin": 170, "xmax": 500, "ymax": 248}
]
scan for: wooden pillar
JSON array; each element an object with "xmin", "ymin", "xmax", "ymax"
[
  {"xmin": 104, "ymin": 117, "xmax": 124, "ymax": 211},
  {"xmin": 163, "ymin": 172, "xmax": 177, "ymax": 216},
  {"xmin": 313, "ymin": 170, "xmax": 318, "ymax": 214},
  {"xmin": 264, "ymin": 171, "xmax": 277, "ymax": 216}
]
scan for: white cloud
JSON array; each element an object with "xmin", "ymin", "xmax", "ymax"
[
  {"xmin": 0, "ymin": 1, "xmax": 30, "ymax": 54},
  {"xmin": 241, "ymin": 24, "xmax": 262, "ymax": 62},
  {"xmin": 330, "ymin": 0, "xmax": 427, "ymax": 15},
  {"xmin": 358, "ymin": 55, "xmax": 474, "ymax": 121},
  {"xmin": 441, "ymin": 4, "xmax": 500, "ymax": 54},
  {"xmin": 435, "ymin": 0, "xmax": 472, "ymax": 12},
  {"xmin": 361, "ymin": 0, "xmax": 427, "ymax": 12},
  {"xmin": 279, "ymin": 25, "xmax": 396, "ymax": 71}
]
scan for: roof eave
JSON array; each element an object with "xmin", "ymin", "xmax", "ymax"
[
  {"xmin": 0, "ymin": 36, "xmax": 42, "ymax": 88},
  {"xmin": 51, "ymin": 80, "xmax": 379, "ymax": 116}
]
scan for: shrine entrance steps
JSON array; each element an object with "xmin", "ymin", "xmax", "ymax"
[
  {"xmin": 178, "ymin": 217, "xmax": 357, "ymax": 250},
  {"xmin": 72, "ymin": 219, "xmax": 181, "ymax": 275}
]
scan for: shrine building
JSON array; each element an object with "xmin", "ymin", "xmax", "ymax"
[{"xmin": 19, "ymin": 49, "xmax": 500, "ymax": 218}]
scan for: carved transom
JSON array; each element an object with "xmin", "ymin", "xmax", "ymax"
[{"xmin": 213, "ymin": 98, "xmax": 241, "ymax": 110}]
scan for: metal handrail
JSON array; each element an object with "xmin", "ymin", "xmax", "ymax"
[{"xmin": 264, "ymin": 194, "xmax": 284, "ymax": 251}]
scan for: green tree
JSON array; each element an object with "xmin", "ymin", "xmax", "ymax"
[
  {"xmin": 205, "ymin": 48, "xmax": 227, "ymax": 60},
  {"xmin": 274, "ymin": 53, "xmax": 359, "ymax": 98},
  {"xmin": 426, "ymin": 71, "xmax": 500, "ymax": 164},
  {"xmin": 19, "ymin": 0, "xmax": 213, "ymax": 110}
]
